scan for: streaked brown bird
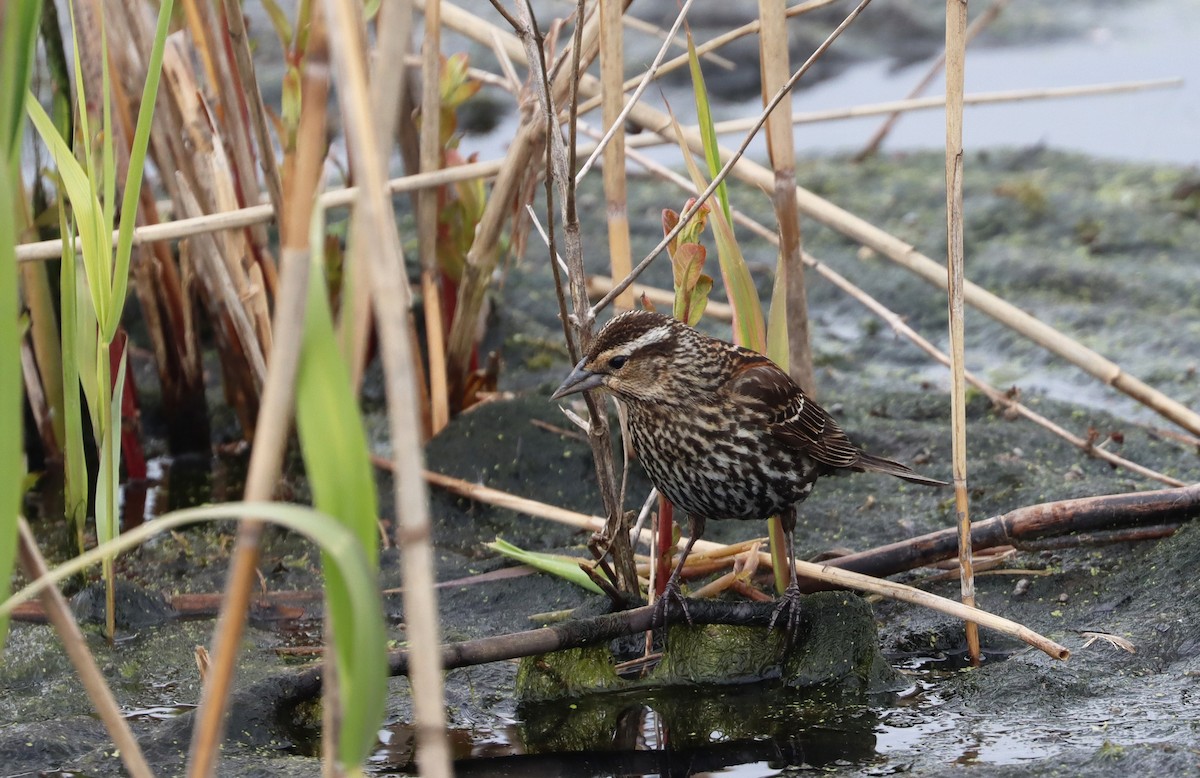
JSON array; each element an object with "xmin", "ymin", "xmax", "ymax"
[{"xmin": 552, "ymin": 310, "xmax": 945, "ymax": 632}]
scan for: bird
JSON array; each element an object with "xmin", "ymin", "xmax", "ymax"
[{"xmin": 552, "ymin": 309, "xmax": 946, "ymax": 635}]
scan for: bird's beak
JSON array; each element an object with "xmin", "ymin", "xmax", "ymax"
[{"xmin": 551, "ymin": 360, "xmax": 606, "ymax": 400}]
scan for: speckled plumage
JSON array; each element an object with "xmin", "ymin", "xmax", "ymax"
[{"xmin": 552, "ymin": 309, "xmax": 944, "ymax": 628}]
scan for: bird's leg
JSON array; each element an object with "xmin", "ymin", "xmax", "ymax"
[
  {"xmin": 768, "ymin": 507, "xmax": 806, "ymax": 644},
  {"xmin": 653, "ymin": 514, "xmax": 704, "ymax": 628}
]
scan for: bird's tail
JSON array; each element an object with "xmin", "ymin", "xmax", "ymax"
[{"xmin": 856, "ymin": 452, "xmax": 947, "ymax": 487}]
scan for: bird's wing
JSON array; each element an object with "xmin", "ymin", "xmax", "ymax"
[{"xmin": 724, "ymin": 355, "xmax": 861, "ymax": 469}]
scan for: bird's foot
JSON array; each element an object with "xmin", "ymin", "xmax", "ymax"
[
  {"xmin": 651, "ymin": 576, "xmax": 693, "ymax": 628},
  {"xmin": 768, "ymin": 580, "xmax": 806, "ymax": 647}
]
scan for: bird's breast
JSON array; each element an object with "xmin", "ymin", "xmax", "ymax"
[{"xmin": 625, "ymin": 401, "xmax": 818, "ymax": 521}]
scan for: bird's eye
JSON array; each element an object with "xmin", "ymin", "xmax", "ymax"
[{"xmin": 609, "ymin": 355, "xmax": 628, "ymax": 369}]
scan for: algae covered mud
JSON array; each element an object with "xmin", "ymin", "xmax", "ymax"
[{"xmin": 6, "ymin": 146, "xmax": 1200, "ymax": 774}]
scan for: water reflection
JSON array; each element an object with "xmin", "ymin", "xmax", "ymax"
[{"xmin": 371, "ymin": 684, "xmax": 885, "ymax": 776}]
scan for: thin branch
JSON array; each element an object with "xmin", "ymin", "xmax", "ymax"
[
  {"xmin": 575, "ymin": 0, "xmax": 700, "ymax": 184},
  {"xmin": 589, "ymin": 0, "xmax": 874, "ymax": 316}
]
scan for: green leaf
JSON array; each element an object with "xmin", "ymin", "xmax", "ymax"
[
  {"xmin": 26, "ymin": 93, "xmax": 110, "ymax": 329},
  {"xmin": 282, "ymin": 65, "xmax": 302, "ymax": 151},
  {"xmin": 296, "ymin": 203, "xmax": 384, "ymax": 767},
  {"xmin": 57, "ymin": 213, "xmax": 88, "ymax": 545},
  {"xmin": 487, "ymin": 539, "xmax": 604, "ymax": 595},
  {"xmin": 260, "ymin": 0, "xmax": 294, "ymax": 49},
  {"xmin": 0, "ymin": 1, "xmax": 42, "ymax": 167},
  {"xmin": 667, "ymin": 109, "xmax": 766, "ymax": 352},
  {"xmin": 687, "ymin": 274, "xmax": 713, "ymax": 327},
  {"xmin": 0, "ymin": 0, "xmax": 43, "ymax": 655},
  {"xmin": 108, "ymin": 0, "xmax": 174, "ymax": 343},
  {"xmin": 0, "ymin": 160, "xmax": 20, "ymax": 654},
  {"xmin": 687, "ymin": 33, "xmax": 732, "ymax": 228}
]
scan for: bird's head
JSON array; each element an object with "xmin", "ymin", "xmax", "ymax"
[{"xmin": 551, "ymin": 310, "xmax": 692, "ymax": 404}]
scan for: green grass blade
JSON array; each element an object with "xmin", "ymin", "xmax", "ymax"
[
  {"xmin": 295, "ymin": 204, "xmax": 384, "ymax": 766},
  {"xmin": 108, "ymin": 0, "xmax": 174, "ymax": 343},
  {"xmin": 25, "ymin": 94, "xmax": 108, "ymax": 329},
  {"xmin": 99, "ymin": 5, "xmax": 115, "ymax": 271},
  {"xmin": 0, "ymin": 502, "xmax": 387, "ymax": 657},
  {"xmin": 57, "ymin": 214, "xmax": 88, "ymax": 544},
  {"xmin": 1, "ymin": 1, "xmax": 42, "ymax": 167},
  {"xmin": 0, "ymin": 0, "xmax": 43, "ymax": 656},
  {"xmin": 62, "ymin": 0, "xmax": 110, "ymax": 328},
  {"xmin": 667, "ymin": 110, "xmax": 766, "ymax": 352},
  {"xmin": 487, "ymin": 539, "xmax": 605, "ymax": 595},
  {"xmin": 687, "ymin": 33, "xmax": 732, "ymax": 228},
  {"xmin": 0, "ymin": 158, "xmax": 20, "ymax": 653}
]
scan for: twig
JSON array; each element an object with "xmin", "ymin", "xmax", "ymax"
[
  {"xmin": 621, "ymin": 79, "xmax": 1186, "ymax": 148},
  {"xmin": 508, "ymin": 0, "xmax": 639, "ymax": 592},
  {"xmin": 15, "ymin": 161, "xmax": 505, "ymax": 262},
  {"xmin": 574, "ymin": 0, "xmax": 842, "ymax": 116},
  {"xmin": 418, "ymin": 469, "xmax": 1070, "ymax": 659},
  {"xmin": 944, "ymin": 0, "xmax": 980, "ymax": 665},
  {"xmin": 575, "ymin": 0, "xmax": 700, "ymax": 184},
  {"xmin": 586, "ymin": 274, "xmax": 734, "ymax": 320},
  {"xmin": 621, "ymin": 11, "xmax": 734, "ymax": 69}
]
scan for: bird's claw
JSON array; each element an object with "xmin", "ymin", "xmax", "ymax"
[
  {"xmin": 768, "ymin": 583, "xmax": 806, "ymax": 647},
  {"xmin": 652, "ymin": 577, "xmax": 693, "ymax": 628}
]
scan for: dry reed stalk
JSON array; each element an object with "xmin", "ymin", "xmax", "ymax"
[
  {"xmin": 435, "ymin": 0, "xmax": 611, "ymax": 403},
  {"xmin": 221, "ymin": 0, "xmax": 284, "ymax": 218},
  {"xmin": 610, "ymin": 140, "xmax": 1189, "ymax": 488},
  {"xmin": 16, "ymin": 160, "xmax": 506, "ymax": 262},
  {"xmin": 175, "ymin": 181, "xmax": 265, "ymax": 441},
  {"xmin": 142, "ymin": 29, "xmax": 272, "ymax": 434},
  {"xmin": 323, "ymin": 0, "xmax": 453, "ymax": 772},
  {"xmin": 856, "ymin": 0, "xmax": 1010, "ymax": 160},
  {"xmin": 757, "ymin": 0, "xmax": 815, "ymax": 395},
  {"xmin": 185, "ymin": 0, "xmax": 275, "ymax": 280},
  {"xmin": 599, "ymin": 0, "xmax": 634, "ymax": 311},
  {"xmin": 18, "ymin": 261, "xmax": 63, "ymax": 455},
  {"xmin": 575, "ymin": 0, "xmax": 700, "ymax": 185},
  {"xmin": 418, "ymin": 0, "xmax": 451, "ymax": 432},
  {"xmin": 664, "ymin": 78, "xmax": 1184, "ymax": 142},
  {"xmin": 944, "ymin": 0, "xmax": 980, "ymax": 664},
  {"xmin": 342, "ymin": 2, "xmax": 415, "ymax": 394},
  {"xmin": 421, "ymin": 470, "xmax": 1070, "ymax": 660},
  {"xmin": 16, "ymin": 520, "xmax": 154, "ymax": 778},
  {"xmin": 18, "ymin": 341, "xmax": 56, "ymax": 457},
  {"xmin": 186, "ymin": 10, "xmax": 331, "ymax": 775},
  {"xmin": 575, "ymin": 0, "xmax": 841, "ymax": 116}
]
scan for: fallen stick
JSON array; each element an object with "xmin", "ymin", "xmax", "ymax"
[
  {"xmin": 808, "ymin": 484, "xmax": 1200, "ymax": 589},
  {"xmin": 420, "ymin": 469, "xmax": 1069, "ymax": 659}
]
